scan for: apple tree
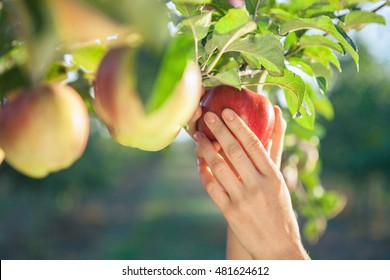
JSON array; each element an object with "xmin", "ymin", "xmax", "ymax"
[{"xmin": 0, "ymin": 0, "xmax": 388, "ymax": 242}]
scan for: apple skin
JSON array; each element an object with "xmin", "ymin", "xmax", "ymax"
[
  {"xmin": 48, "ymin": 0, "xmax": 130, "ymax": 45},
  {"xmin": 93, "ymin": 46, "xmax": 202, "ymax": 151},
  {"xmin": 0, "ymin": 84, "xmax": 90, "ymax": 178},
  {"xmin": 0, "ymin": 147, "xmax": 4, "ymax": 165},
  {"xmin": 197, "ymin": 85, "xmax": 275, "ymax": 146}
]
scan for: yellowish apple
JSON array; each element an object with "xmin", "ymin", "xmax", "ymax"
[
  {"xmin": 0, "ymin": 84, "xmax": 90, "ymax": 178},
  {"xmin": 0, "ymin": 147, "xmax": 4, "ymax": 165},
  {"xmin": 47, "ymin": 0, "xmax": 131, "ymax": 46},
  {"xmin": 93, "ymin": 46, "xmax": 202, "ymax": 151}
]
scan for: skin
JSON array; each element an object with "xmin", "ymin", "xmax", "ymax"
[{"xmin": 187, "ymin": 105, "xmax": 310, "ymax": 260}]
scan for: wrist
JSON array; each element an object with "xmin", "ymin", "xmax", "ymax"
[{"xmin": 251, "ymin": 239, "xmax": 310, "ymax": 260}]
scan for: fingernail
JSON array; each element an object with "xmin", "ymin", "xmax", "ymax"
[
  {"xmin": 222, "ymin": 108, "xmax": 235, "ymax": 121},
  {"xmin": 197, "ymin": 158, "xmax": 205, "ymax": 165},
  {"xmin": 205, "ymin": 112, "xmax": 216, "ymax": 124},
  {"xmin": 194, "ymin": 131, "xmax": 204, "ymax": 142}
]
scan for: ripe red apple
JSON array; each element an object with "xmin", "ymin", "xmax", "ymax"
[
  {"xmin": 0, "ymin": 84, "xmax": 90, "ymax": 178},
  {"xmin": 93, "ymin": 46, "xmax": 202, "ymax": 151},
  {"xmin": 197, "ymin": 85, "xmax": 275, "ymax": 145}
]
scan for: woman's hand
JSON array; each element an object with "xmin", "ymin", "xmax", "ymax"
[{"xmin": 194, "ymin": 107, "xmax": 309, "ymax": 260}]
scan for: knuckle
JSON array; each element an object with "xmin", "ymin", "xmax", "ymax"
[
  {"xmin": 210, "ymin": 158, "xmax": 226, "ymax": 174},
  {"xmin": 246, "ymin": 136, "xmax": 262, "ymax": 152},
  {"xmin": 226, "ymin": 143, "xmax": 244, "ymax": 161}
]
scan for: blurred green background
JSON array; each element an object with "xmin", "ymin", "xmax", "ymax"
[{"xmin": 1, "ymin": 8, "xmax": 390, "ymax": 261}]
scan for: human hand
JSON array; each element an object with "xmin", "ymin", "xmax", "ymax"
[{"xmin": 194, "ymin": 107, "xmax": 309, "ymax": 260}]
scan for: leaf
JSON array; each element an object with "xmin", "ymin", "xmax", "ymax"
[
  {"xmin": 245, "ymin": 0, "xmax": 266, "ymax": 20},
  {"xmin": 225, "ymin": 34, "xmax": 285, "ymax": 74},
  {"xmin": 269, "ymin": 8, "xmax": 295, "ymax": 23},
  {"xmin": 214, "ymin": 9, "xmax": 251, "ymax": 34},
  {"xmin": 44, "ymin": 61, "xmax": 69, "ymax": 83},
  {"xmin": 207, "ymin": 0, "xmax": 234, "ymax": 13},
  {"xmin": 285, "ymin": 83, "xmax": 315, "ymax": 129},
  {"xmin": 299, "ymin": 34, "xmax": 344, "ymax": 54},
  {"xmin": 288, "ymin": 57, "xmax": 314, "ymax": 76},
  {"xmin": 264, "ymin": 69, "xmax": 306, "ymax": 112},
  {"xmin": 308, "ymin": 86, "xmax": 334, "ymax": 120},
  {"xmin": 344, "ymin": 11, "xmax": 386, "ymax": 30},
  {"xmin": 280, "ymin": 16, "xmax": 359, "ymax": 70},
  {"xmin": 147, "ymin": 34, "xmax": 196, "ymax": 112},
  {"xmin": 316, "ymin": 77, "xmax": 327, "ymax": 93},
  {"xmin": 205, "ymin": 21, "xmax": 256, "ymax": 52},
  {"xmin": 303, "ymin": 46, "xmax": 341, "ymax": 72},
  {"xmin": 304, "ymin": 60, "xmax": 333, "ymax": 86},
  {"xmin": 72, "ymin": 44, "xmax": 107, "ymax": 73},
  {"xmin": 181, "ymin": 11, "xmax": 213, "ymax": 41},
  {"xmin": 203, "ymin": 21, "xmax": 256, "ymax": 73},
  {"xmin": 203, "ymin": 69, "xmax": 241, "ymax": 89}
]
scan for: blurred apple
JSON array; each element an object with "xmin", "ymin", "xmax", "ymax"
[
  {"xmin": 197, "ymin": 85, "xmax": 275, "ymax": 146},
  {"xmin": 48, "ymin": 0, "xmax": 131, "ymax": 45},
  {"xmin": 0, "ymin": 84, "xmax": 90, "ymax": 178},
  {"xmin": 93, "ymin": 46, "xmax": 202, "ymax": 151},
  {"xmin": 0, "ymin": 147, "xmax": 4, "ymax": 165}
]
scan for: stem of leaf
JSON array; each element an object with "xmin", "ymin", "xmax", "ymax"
[
  {"xmin": 203, "ymin": 34, "xmax": 239, "ymax": 75},
  {"xmin": 257, "ymin": 70, "xmax": 268, "ymax": 93},
  {"xmin": 201, "ymin": 47, "xmax": 216, "ymax": 72}
]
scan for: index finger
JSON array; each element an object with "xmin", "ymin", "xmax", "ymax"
[{"xmin": 221, "ymin": 108, "xmax": 276, "ymax": 175}]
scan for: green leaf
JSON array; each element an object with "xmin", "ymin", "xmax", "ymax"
[
  {"xmin": 269, "ymin": 8, "xmax": 295, "ymax": 23},
  {"xmin": 280, "ymin": 16, "xmax": 359, "ymax": 70},
  {"xmin": 72, "ymin": 44, "xmax": 107, "ymax": 73},
  {"xmin": 245, "ymin": 0, "xmax": 266, "ymax": 20},
  {"xmin": 304, "ymin": 82, "xmax": 334, "ymax": 119},
  {"xmin": 344, "ymin": 11, "xmax": 386, "ymax": 30},
  {"xmin": 44, "ymin": 61, "xmax": 68, "ymax": 83},
  {"xmin": 264, "ymin": 69, "xmax": 306, "ymax": 112},
  {"xmin": 205, "ymin": 21, "xmax": 256, "ymax": 52},
  {"xmin": 225, "ymin": 34, "xmax": 285, "ymax": 74},
  {"xmin": 288, "ymin": 57, "xmax": 314, "ymax": 76},
  {"xmin": 181, "ymin": 11, "xmax": 213, "ymax": 41},
  {"xmin": 303, "ymin": 46, "xmax": 341, "ymax": 72},
  {"xmin": 147, "ymin": 34, "xmax": 195, "ymax": 112},
  {"xmin": 285, "ymin": 83, "xmax": 315, "ymax": 129},
  {"xmin": 299, "ymin": 35, "xmax": 344, "ymax": 54},
  {"xmin": 203, "ymin": 69, "xmax": 242, "ymax": 89},
  {"xmin": 0, "ymin": 66, "xmax": 29, "ymax": 99},
  {"xmin": 203, "ymin": 21, "xmax": 256, "ymax": 73},
  {"xmin": 207, "ymin": 0, "xmax": 234, "ymax": 13},
  {"xmin": 316, "ymin": 77, "xmax": 327, "ymax": 93},
  {"xmin": 305, "ymin": 60, "xmax": 334, "ymax": 86},
  {"xmin": 214, "ymin": 9, "xmax": 251, "ymax": 34}
]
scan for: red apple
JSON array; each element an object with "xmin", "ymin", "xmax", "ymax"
[
  {"xmin": 0, "ymin": 84, "xmax": 90, "ymax": 178},
  {"xmin": 197, "ymin": 85, "xmax": 275, "ymax": 145}
]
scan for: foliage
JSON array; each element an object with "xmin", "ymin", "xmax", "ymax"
[{"xmin": 0, "ymin": 0, "xmax": 388, "ymax": 242}]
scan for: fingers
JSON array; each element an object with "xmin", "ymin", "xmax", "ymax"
[
  {"xmin": 197, "ymin": 158, "xmax": 230, "ymax": 212},
  {"xmin": 194, "ymin": 131, "xmax": 243, "ymax": 198},
  {"xmin": 199, "ymin": 111, "xmax": 262, "ymax": 186},
  {"xmin": 269, "ymin": 106, "xmax": 287, "ymax": 168},
  {"xmin": 219, "ymin": 109, "xmax": 275, "ymax": 175}
]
